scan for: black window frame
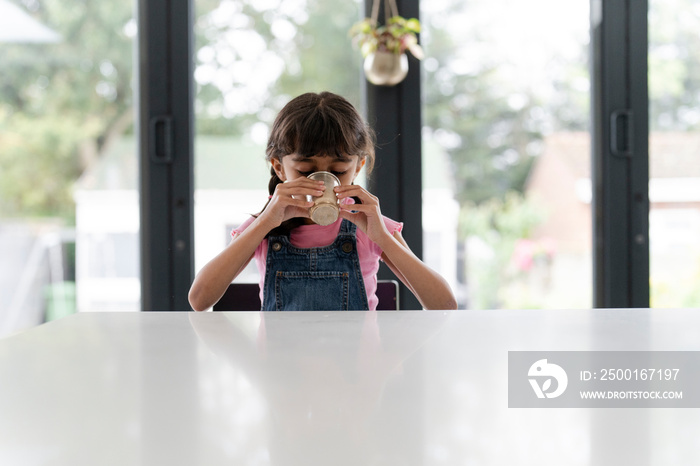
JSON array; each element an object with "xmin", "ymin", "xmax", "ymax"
[{"xmin": 137, "ymin": 0, "xmax": 649, "ymax": 310}]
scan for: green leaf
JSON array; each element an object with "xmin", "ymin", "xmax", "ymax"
[{"xmin": 406, "ymin": 18, "xmax": 421, "ymax": 33}]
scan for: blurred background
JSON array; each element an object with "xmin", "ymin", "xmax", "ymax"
[{"xmin": 2, "ymin": 0, "xmax": 700, "ymax": 336}]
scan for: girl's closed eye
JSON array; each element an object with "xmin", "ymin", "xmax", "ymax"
[{"xmin": 332, "ymin": 171, "xmax": 347, "ymax": 176}]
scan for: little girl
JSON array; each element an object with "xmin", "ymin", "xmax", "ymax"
[{"xmin": 188, "ymin": 91, "xmax": 457, "ymax": 311}]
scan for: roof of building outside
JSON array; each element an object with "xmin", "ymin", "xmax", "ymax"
[{"xmin": 539, "ymin": 131, "xmax": 700, "ymax": 179}]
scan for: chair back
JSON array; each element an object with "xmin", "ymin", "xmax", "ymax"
[
  {"xmin": 212, "ymin": 283, "xmax": 260, "ymax": 311},
  {"xmin": 212, "ymin": 280, "xmax": 399, "ymax": 311}
]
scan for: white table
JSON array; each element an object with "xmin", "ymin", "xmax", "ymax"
[{"xmin": 1, "ymin": 309, "xmax": 699, "ymax": 465}]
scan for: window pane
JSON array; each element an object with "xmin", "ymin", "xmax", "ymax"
[
  {"xmin": 193, "ymin": 0, "xmax": 363, "ymax": 299},
  {"xmin": 421, "ymin": 0, "xmax": 591, "ymax": 309},
  {"xmin": 648, "ymin": 0, "xmax": 700, "ymax": 308},
  {"xmin": 0, "ymin": 0, "xmax": 137, "ymax": 336}
]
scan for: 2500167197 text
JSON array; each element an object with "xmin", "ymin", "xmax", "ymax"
[{"xmin": 579, "ymin": 368, "xmax": 680, "ymax": 381}]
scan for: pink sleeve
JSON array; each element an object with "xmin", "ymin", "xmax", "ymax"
[
  {"xmin": 232, "ymin": 216, "xmax": 256, "ymax": 237},
  {"xmin": 383, "ymin": 216, "xmax": 403, "ymax": 236},
  {"xmin": 369, "ymin": 216, "xmax": 404, "ymax": 264}
]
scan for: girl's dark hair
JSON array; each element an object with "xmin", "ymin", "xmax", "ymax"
[{"xmin": 261, "ymin": 92, "xmax": 375, "ymax": 234}]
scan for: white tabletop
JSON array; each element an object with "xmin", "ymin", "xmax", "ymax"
[{"xmin": 1, "ymin": 309, "xmax": 699, "ymax": 465}]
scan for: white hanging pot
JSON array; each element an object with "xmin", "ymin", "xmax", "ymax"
[{"xmin": 363, "ymin": 50, "xmax": 409, "ymax": 86}]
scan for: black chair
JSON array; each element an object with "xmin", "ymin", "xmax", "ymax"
[{"xmin": 213, "ymin": 280, "xmax": 400, "ymax": 311}]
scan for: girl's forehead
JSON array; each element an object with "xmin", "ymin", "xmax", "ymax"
[{"xmin": 288, "ymin": 153, "xmax": 357, "ymax": 163}]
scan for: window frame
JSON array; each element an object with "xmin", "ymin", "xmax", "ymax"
[{"xmin": 137, "ymin": 0, "xmax": 650, "ymax": 310}]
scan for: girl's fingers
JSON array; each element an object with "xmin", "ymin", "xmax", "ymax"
[
  {"xmin": 340, "ymin": 202, "xmax": 383, "ymax": 224},
  {"xmin": 291, "ymin": 198, "xmax": 314, "ymax": 208},
  {"xmin": 334, "ymin": 185, "xmax": 377, "ymax": 204},
  {"xmin": 289, "ymin": 178, "xmax": 326, "ymax": 189},
  {"xmin": 338, "ymin": 209, "xmax": 361, "ymax": 224},
  {"xmin": 274, "ymin": 181, "xmax": 325, "ymax": 199},
  {"xmin": 340, "ymin": 203, "xmax": 373, "ymax": 214},
  {"xmin": 277, "ymin": 180, "xmax": 325, "ymax": 192},
  {"xmin": 334, "ymin": 184, "xmax": 365, "ymax": 195},
  {"xmin": 286, "ymin": 206, "xmax": 312, "ymax": 219},
  {"xmin": 273, "ymin": 196, "xmax": 314, "ymax": 208}
]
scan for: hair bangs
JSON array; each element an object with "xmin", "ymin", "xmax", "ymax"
[
  {"xmin": 266, "ymin": 92, "xmax": 375, "ymax": 172},
  {"xmin": 294, "ymin": 109, "xmax": 351, "ymax": 159}
]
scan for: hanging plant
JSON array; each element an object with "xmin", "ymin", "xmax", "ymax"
[{"xmin": 349, "ymin": 0, "xmax": 424, "ymax": 86}]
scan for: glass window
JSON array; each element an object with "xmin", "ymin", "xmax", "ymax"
[
  {"xmin": 421, "ymin": 0, "xmax": 591, "ymax": 309},
  {"xmin": 193, "ymin": 0, "xmax": 363, "ymax": 290},
  {"xmin": 0, "ymin": 0, "xmax": 137, "ymax": 335},
  {"xmin": 648, "ymin": 0, "xmax": 700, "ymax": 308}
]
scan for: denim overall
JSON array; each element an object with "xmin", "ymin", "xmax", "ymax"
[{"xmin": 262, "ymin": 219, "xmax": 370, "ymax": 311}]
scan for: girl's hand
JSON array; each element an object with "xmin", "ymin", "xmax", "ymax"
[
  {"xmin": 337, "ymin": 184, "xmax": 458, "ymax": 310},
  {"xmin": 258, "ymin": 178, "xmax": 325, "ymax": 228},
  {"xmin": 334, "ymin": 184, "xmax": 392, "ymax": 246}
]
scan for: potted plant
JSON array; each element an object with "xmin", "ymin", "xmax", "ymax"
[{"xmin": 349, "ymin": 2, "xmax": 424, "ymax": 86}]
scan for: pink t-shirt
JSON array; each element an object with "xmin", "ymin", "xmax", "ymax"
[{"xmin": 232, "ymin": 215, "xmax": 403, "ymax": 310}]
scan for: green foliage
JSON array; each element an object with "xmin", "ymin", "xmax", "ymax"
[
  {"xmin": 349, "ymin": 15, "xmax": 424, "ymax": 59},
  {"xmin": 271, "ymin": 0, "xmax": 363, "ymax": 106},
  {"xmin": 193, "ymin": 0, "xmax": 363, "ymax": 133},
  {"xmin": 648, "ymin": 0, "xmax": 700, "ymax": 131},
  {"xmin": 459, "ymin": 192, "xmax": 546, "ymax": 309},
  {"xmin": 651, "ymin": 263, "xmax": 700, "ymax": 308},
  {"xmin": 423, "ymin": 67, "xmax": 541, "ymax": 205},
  {"xmin": 420, "ymin": 2, "xmax": 545, "ymax": 206},
  {"xmin": 460, "ymin": 191, "xmax": 544, "ymax": 240},
  {"xmin": 0, "ymin": 109, "xmax": 101, "ymax": 218},
  {"xmin": 0, "ymin": 0, "xmax": 133, "ymax": 219},
  {"xmin": 5, "ymin": 0, "xmax": 700, "ymax": 229},
  {"xmin": 0, "ymin": 0, "xmax": 133, "ymax": 116}
]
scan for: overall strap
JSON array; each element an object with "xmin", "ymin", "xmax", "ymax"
[
  {"xmin": 267, "ymin": 225, "xmax": 292, "ymax": 246},
  {"xmin": 338, "ymin": 218, "xmax": 357, "ymax": 237}
]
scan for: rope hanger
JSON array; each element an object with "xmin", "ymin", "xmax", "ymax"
[{"xmin": 370, "ymin": 0, "xmax": 400, "ymax": 27}]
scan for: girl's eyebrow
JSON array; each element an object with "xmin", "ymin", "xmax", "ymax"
[{"xmin": 291, "ymin": 154, "xmax": 354, "ymax": 163}]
